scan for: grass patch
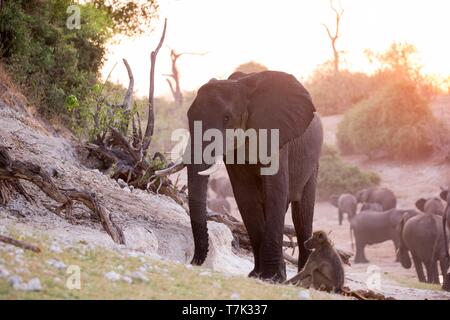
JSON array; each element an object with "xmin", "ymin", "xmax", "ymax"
[{"xmin": 0, "ymin": 229, "xmax": 338, "ymax": 300}]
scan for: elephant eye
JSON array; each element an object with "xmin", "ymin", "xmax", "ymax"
[{"xmin": 224, "ymin": 115, "xmax": 230, "ymax": 122}]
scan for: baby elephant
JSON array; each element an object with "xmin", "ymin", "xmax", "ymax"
[
  {"xmin": 284, "ymin": 231, "xmax": 344, "ymax": 293},
  {"xmin": 330, "ymin": 194, "xmax": 357, "ymax": 225}
]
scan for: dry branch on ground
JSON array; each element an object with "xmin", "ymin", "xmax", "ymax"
[{"xmin": 0, "ymin": 146, "xmax": 125, "ymax": 244}]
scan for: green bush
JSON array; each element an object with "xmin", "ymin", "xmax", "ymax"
[
  {"xmin": 0, "ymin": 0, "xmax": 158, "ymax": 126},
  {"xmin": 305, "ymin": 64, "xmax": 373, "ymax": 116},
  {"xmin": 336, "ymin": 82, "xmax": 434, "ymax": 159},
  {"xmin": 317, "ymin": 145, "xmax": 380, "ymax": 200},
  {"xmin": 0, "ymin": 0, "xmax": 112, "ymax": 119}
]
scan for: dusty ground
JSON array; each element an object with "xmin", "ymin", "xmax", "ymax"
[{"xmin": 307, "ymin": 96, "xmax": 450, "ymax": 299}]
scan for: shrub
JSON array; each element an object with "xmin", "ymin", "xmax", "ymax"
[
  {"xmin": 337, "ymin": 82, "xmax": 435, "ymax": 159},
  {"xmin": 317, "ymin": 145, "xmax": 380, "ymax": 200},
  {"xmin": 305, "ymin": 63, "xmax": 373, "ymax": 116}
]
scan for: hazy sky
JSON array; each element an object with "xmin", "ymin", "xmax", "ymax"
[{"xmin": 102, "ymin": 0, "xmax": 450, "ymax": 97}]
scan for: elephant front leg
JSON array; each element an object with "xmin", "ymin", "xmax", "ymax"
[
  {"xmin": 226, "ymin": 164, "xmax": 265, "ymax": 278},
  {"xmin": 259, "ymin": 155, "xmax": 289, "ymax": 282}
]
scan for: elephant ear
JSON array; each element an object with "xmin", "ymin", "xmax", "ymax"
[
  {"xmin": 415, "ymin": 198, "xmax": 427, "ymax": 212},
  {"xmin": 237, "ymin": 71, "xmax": 316, "ymax": 147},
  {"xmin": 440, "ymin": 190, "xmax": 449, "ymax": 203},
  {"xmin": 228, "ymin": 71, "xmax": 249, "ymax": 80}
]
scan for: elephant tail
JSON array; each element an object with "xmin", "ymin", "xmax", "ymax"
[{"xmin": 398, "ymin": 216, "xmax": 412, "ymax": 269}]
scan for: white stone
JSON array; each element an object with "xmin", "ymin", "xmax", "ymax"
[
  {"xmin": 117, "ymin": 179, "xmax": 127, "ymax": 188},
  {"xmin": 47, "ymin": 259, "xmax": 66, "ymax": 270},
  {"xmin": 104, "ymin": 271, "xmax": 121, "ymax": 282},
  {"xmin": 26, "ymin": 278, "xmax": 42, "ymax": 291},
  {"xmin": 230, "ymin": 292, "xmax": 241, "ymax": 300},
  {"xmin": 8, "ymin": 275, "xmax": 22, "ymax": 288},
  {"xmin": 123, "ymin": 226, "xmax": 159, "ymax": 254},
  {"xmin": 121, "ymin": 275, "xmax": 133, "ymax": 284},
  {"xmin": 50, "ymin": 243, "xmax": 62, "ymax": 253},
  {"xmin": 128, "ymin": 271, "xmax": 149, "ymax": 283},
  {"xmin": 298, "ymin": 290, "xmax": 311, "ymax": 300},
  {"xmin": 0, "ymin": 265, "xmax": 10, "ymax": 278}
]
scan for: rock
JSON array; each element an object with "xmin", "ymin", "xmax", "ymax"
[
  {"xmin": 47, "ymin": 259, "xmax": 67, "ymax": 270},
  {"xmin": 50, "ymin": 243, "xmax": 62, "ymax": 253},
  {"xmin": 124, "ymin": 187, "xmax": 131, "ymax": 193},
  {"xmin": 203, "ymin": 221, "xmax": 253, "ymax": 275},
  {"xmin": 185, "ymin": 264, "xmax": 193, "ymax": 270},
  {"xmin": 117, "ymin": 179, "xmax": 127, "ymax": 189},
  {"xmin": 123, "ymin": 226, "xmax": 159, "ymax": 254},
  {"xmin": 8, "ymin": 275, "xmax": 22, "ymax": 288},
  {"xmin": 26, "ymin": 278, "xmax": 42, "ymax": 291},
  {"xmin": 105, "ymin": 271, "xmax": 122, "ymax": 282},
  {"xmin": 199, "ymin": 271, "xmax": 212, "ymax": 277},
  {"xmin": 121, "ymin": 275, "xmax": 133, "ymax": 284},
  {"xmin": 127, "ymin": 271, "xmax": 149, "ymax": 283},
  {"xmin": 230, "ymin": 292, "xmax": 241, "ymax": 300},
  {"xmin": 0, "ymin": 265, "xmax": 10, "ymax": 278},
  {"xmin": 298, "ymin": 290, "xmax": 311, "ymax": 300}
]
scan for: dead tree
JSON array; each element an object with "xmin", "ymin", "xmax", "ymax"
[
  {"xmin": 165, "ymin": 50, "xmax": 206, "ymax": 107},
  {"xmin": 323, "ymin": 0, "xmax": 344, "ymax": 75},
  {"xmin": 142, "ymin": 18, "xmax": 167, "ymax": 154},
  {"xmin": 83, "ymin": 19, "xmax": 186, "ymax": 205}
]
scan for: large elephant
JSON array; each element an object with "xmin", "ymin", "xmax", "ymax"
[
  {"xmin": 350, "ymin": 209, "xmax": 414, "ymax": 263},
  {"xmin": 398, "ymin": 211, "xmax": 449, "ymax": 285},
  {"xmin": 330, "ymin": 193, "xmax": 357, "ymax": 225},
  {"xmin": 356, "ymin": 187, "xmax": 396, "ymax": 211},
  {"xmin": 415, "ymin": 197, "xmax": 444, "ymax": 216},
  {"xmin": 440, "ymin": 187, "xmax": 450, "ymax": 291},
  {"xmin": 184, "ymin": 71, "xmax": 323, "ymax": 282}
]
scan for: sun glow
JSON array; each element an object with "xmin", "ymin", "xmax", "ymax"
[{"xmin": 102, "ymin": 0, "xmax": 450, "ymax": 97}]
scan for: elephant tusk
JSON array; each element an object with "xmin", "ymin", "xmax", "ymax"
[
  {"xmin": 154, "ymin": 157, "xmax": 186, "ymax": 177},
  {"xmin": 198, "ymin": 156, "xmax": 224, "ymax": 176}
]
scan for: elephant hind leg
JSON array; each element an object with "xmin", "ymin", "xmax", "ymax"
[
  {"xmin": 292, "ymin": 172, "xmax": 317, "ymax": 271},
  {"xmin": 411, "ymin": 252, "xmax": 426, "ymax": 283},
  {"xmin": 354, "ymin": 240, "xmax": 369, "ymax": 264},
  {"xmin": 425, "ymin": 261, "xmax": 440, "ymax": 284}
]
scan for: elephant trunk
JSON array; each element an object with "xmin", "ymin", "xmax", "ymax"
[{"xmin": 187, "ymin": 161, "xmax": 210, "ymax": 265}]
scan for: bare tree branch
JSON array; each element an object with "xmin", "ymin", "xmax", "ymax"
[
  {"xmin": 0, "ymin": 235, "xmax": 41, "ymax": 253},
  {"xmin": 0, "ymin": 147, "xmax": 125, "ymax": 244},
  {"xmin": 323, "ymin": 0, "xmax": 344, "ymax": 74},
  {"xmin": 142, "ymin": 18, "xmax": 168, "ymax": 154},
  {"xmin": 121, "ymin": 58, "xmax": 134, "ymax": 112},
  {"xmin": 165, "ymin": 49, "xmax": 208, "ymax": 107}
]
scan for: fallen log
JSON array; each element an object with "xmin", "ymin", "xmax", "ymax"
[
  {"xmin": 0, "ymin": 234, "xmax": 41, "ymax": 253},
  {"xmin": 207, "ymin": 210, "xmax": 298, "ymax": 254},
  {"xmin": 0, "ymin": 146, "xmax": 125, "ymax": 245}
]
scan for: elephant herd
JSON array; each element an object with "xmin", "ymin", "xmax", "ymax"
[{"xmin": 331, "ymin": 186, "xmax": 450, "ymax": 291}]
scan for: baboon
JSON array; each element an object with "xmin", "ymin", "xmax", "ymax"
[{"xmin": 284, "ymin": 231, "xmax": 344, "ymax": 292}]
